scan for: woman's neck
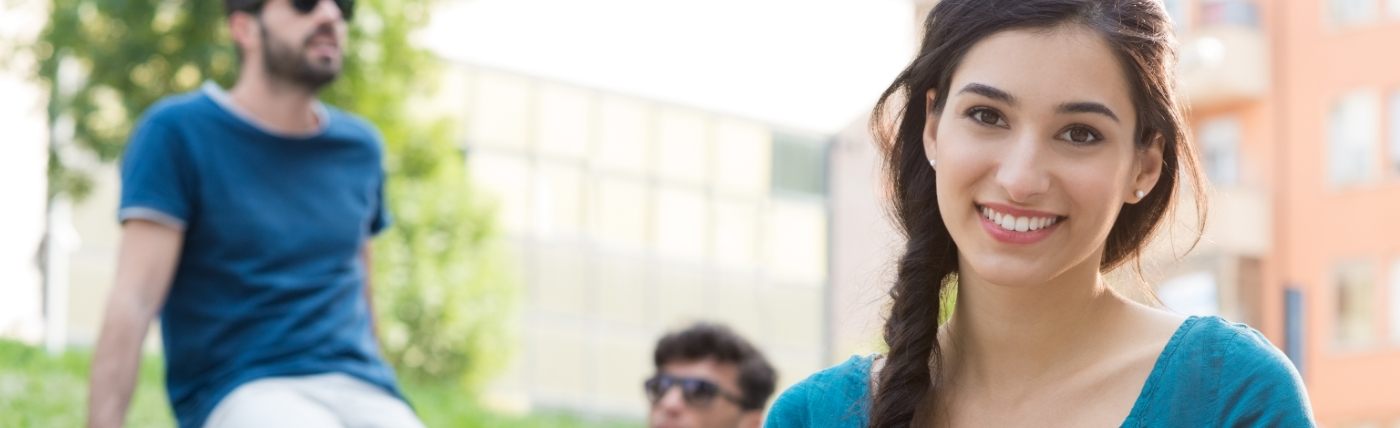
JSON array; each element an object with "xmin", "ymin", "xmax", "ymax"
[{"xmin": 940, "ymin": 257, "xmax": 1127, "ymax": 395}]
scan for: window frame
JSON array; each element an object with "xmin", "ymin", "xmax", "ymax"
[{"xmin": 1327, "ymin": 89, "xmax": 1381, "ymax": 187}]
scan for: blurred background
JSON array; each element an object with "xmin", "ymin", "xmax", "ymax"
[{"xmin": 1, "ymin": 0, "xmax": 1399, "ymax": 426}]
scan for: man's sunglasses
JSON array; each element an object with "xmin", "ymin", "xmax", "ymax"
[
  {"xmin": 232, "ymin": 0, "xmax": 355, "ymax": 21},
  {"xmin": 292, "ymin": 0, "xmax": 354, "ymax": 21},
  {"xmin": 644, "ymin": 374, "xmax": 747, "ymax": 408}
]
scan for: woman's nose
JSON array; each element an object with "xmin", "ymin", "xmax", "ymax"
[{"xmin": 994, "ymin": 132, "xmax": 1051, "ymax": 203}]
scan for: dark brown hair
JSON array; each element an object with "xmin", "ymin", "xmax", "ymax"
[
  {"xmin": 867, "ymin": 1, "xmax": 1205, "ymax": 426},
  {"xmin": 653, "ymin": 322, "xmax": 777, "ymax": 411},
  {"xmin": 225, "ymin": 0, "xmax": 266, "ymax": 16}
]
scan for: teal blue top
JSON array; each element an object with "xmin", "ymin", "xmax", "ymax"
[{"xmin": 765, "ymin": 316, "xmax": 1315, "ymax": 427}]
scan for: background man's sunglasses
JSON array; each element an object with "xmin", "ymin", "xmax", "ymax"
[
  {"xmin": 643, "ymin": 374, "xmax": 746, "ymax": 408},
  {"xmin": 292, "ymin": 0, "xmax": 355, "ymax": 21}
]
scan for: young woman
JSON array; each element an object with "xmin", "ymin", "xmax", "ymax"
[{"xmin": 765, "ymin": 1, "xmax": 1313, "ymax": 427}]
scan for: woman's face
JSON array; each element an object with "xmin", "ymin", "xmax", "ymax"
[{"xmin": 926, "ymin": 25, "xmax": 1163, "ymax": 287}]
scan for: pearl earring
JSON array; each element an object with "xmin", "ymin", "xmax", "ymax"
[
  {"xmin": 1135, "ymin": 190, "xmax": 1146, "ymax": 199},
  {"xmin": 930, "ymin": 158, "xmax": 937, "ymax": 169}
]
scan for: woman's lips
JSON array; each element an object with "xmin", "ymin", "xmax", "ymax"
[{"xmin": 976, "ymin": 202, "xmax": 1064, "ymax": 245}]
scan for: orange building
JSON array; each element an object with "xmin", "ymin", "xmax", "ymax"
[{"xmin": 1160, "ymin": 0, "xmax": 1400, "ymax": 425}]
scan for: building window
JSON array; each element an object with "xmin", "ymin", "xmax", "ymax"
[
  {"xmin": 1334, "ymin": 261, "xmax": 1376, "ymax": 349},
  {"xmin": 469, "ymin": 71, "xmax": 532, "ymax": 148},
  {"xmin": 712, "ymin": 119, "xmax": 771, "ymax": 198},
  {"xmin": 765, "ymin": 200, "xmax": 827, "ymax": 284},
  {"xmin": 592, "ymin": 176, "xmax": 648, "ymax": 250},
  {"xmin": 1199, "ymin": 116, "xmax": 1241, "ymax": 186},
  {"xmin": 711, "ymin": 199, "xmax": 759, "ymax": 269},
  {"xmin": 1329, "ymin": 90, "xmax": 1380, "ymax": 186},
  {"xmin": 532, "ymin": 163, "xmax": 585, "ymax": 239},
  {"xmin": 1201, "ymin": 0, "xmax": 1259, "ymax": 27},
  {"xmin": 467, "ymin": 151, "xmax": 531, "ymax": 234},
  {"xmin": 535, "ymin": 83, "xmax": 592, "ymax": 160},
  {"xmin": 656, "ymin": 108, "xmax": 710, "ymax": 185},
  {"xmin": 653, "ymin": 185, "xmax": 707, "ymax": 260},
  {"xmin": 1390, "ymin": 259, "xmax": 1400, "ymax": 344},
  {"xmin": 771, "ymin": 132, "xmax": 827, "ymax": 196},
  {"xmin": 1389, "ymin": 91, "xmax": 1400, "ymax": 174},
  {"xmin": 1329, "ymin": 0, "xmax": 1378, "ymax": 27}
]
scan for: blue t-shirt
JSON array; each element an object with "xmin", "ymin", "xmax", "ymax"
[
  {"xmin": 118, "ymin": 83, "xmax": 401, "ymax": 428},
  {"xmin": 766, "ymin": 316, "xmax": 1315, "ymax": 427}
]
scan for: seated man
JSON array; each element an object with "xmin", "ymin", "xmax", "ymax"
[
  {"xmin": 646, "ymin": 323, "xmax": 777, "ymax": 428},
  {"xmin": 87, "ymin": 1, "xmax": 419, "ymax": 427}
]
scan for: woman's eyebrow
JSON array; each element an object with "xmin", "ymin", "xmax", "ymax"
[
  {"xmin": 957, "ymin": 83, "xmax": 1017, "ymax": 105},
  {"xmin": 1057, "ymin": 101, "xmax": 1120, "ymax": 123},
  {"xmin": 957, "ymin": 83, "xmax": 1120, "ymax": 123}
]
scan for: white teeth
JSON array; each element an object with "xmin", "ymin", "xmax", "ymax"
[{"xmin": 980, "ymin": 205, "xmax": 1059, "ymax": 233}]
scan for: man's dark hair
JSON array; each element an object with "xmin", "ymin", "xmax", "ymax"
[
  {"xmin": 225, "ymin": 0, "xmax": 265, "ymax": 16},
  {"xmin": 653, "ymin": 322, "xmax": 777, "ymax": 411}
]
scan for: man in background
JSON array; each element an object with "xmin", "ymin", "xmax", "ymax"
[
  {"xmin": 86, "ymin": 0, "xmax": 420, "ymax": 426},
  {"xmin": 646, "ymin": 322, "xmax": 777, "ymax": 428}
]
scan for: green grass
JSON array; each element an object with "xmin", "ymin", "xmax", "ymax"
[
  {"xmin": 0, "ymin": 340, "xmax": 640, "ymax": 428},
  {"xmin": 0, "ymin": 340, "xmax": 172, "ymax": 427},
  {"xmin": 406, "ymin": 380, "xmax": 641, "ymax": 428}
]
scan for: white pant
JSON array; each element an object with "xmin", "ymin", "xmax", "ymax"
[{"xmin": 203, "ymin": 373, "xmax": 425, "ymax": 428}]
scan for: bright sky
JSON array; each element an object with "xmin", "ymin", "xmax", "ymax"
[{"xmin": 419, "ymin": 0, "xmax": 917, "ymax": 133}]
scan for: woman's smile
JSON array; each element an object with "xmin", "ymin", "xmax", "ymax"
[{"xmin": 975, "ymin": 202, "xmax": 1065, "ymax": 245}]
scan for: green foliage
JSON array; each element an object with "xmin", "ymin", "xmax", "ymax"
[
  {"xmin": 36, "ymin": 0, "xmax": 235, "ymax": 200},
  {"xmin": 0, "ymin": 340, "xmax": 172, "ymax": 427},
  {"xmin": 30, "ymin": 0, "xmax": 516, "ymax": 393},
  {"xmin": 371, "ymin": 131, "xmax": 517, "ymax": 390},
  {"xmin": 872, "ymin": 276, "xmax": 956, "ymax": 354},
  {"xmin": 940, "ymin": 276, "xmax": 958, "ymax": 326}
]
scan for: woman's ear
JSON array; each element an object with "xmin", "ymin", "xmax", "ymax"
[
  {"xmin": 923, "ymin": 89, "xmax": 940, "ymax": 169},
  {"xmin": 1128, "ymin": 134, "xmax": 1165, "ymax": 204}
]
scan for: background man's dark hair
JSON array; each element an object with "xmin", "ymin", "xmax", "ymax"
[
  {"xmin": 653, "ymin": 322, "xmax": 777, "ymax": 411},
  {"xmin": 225, "ymin": 0, "xmax": 265, "ymax": 16}
]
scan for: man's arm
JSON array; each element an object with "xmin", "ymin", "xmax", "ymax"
[
  {"xmin": 362, "ymin": 243, "xmax": 380, "ymax": 343},
  {"xmin": 88, "ymin": 220, "xmax": 183, "ymax": 428}
]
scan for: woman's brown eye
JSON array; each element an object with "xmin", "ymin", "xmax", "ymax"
[
  {"xmin": 1058, "ymin": 126, "xmax": 1101, "ymax": 144},
  {"xmin": 971, "ymin": 109, "xmax": 1003, "ymax": 126}
]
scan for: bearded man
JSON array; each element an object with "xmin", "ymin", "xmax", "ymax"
[{"xmin": 86, "ymin": 1, "xmax": 419, "ymax": 427}]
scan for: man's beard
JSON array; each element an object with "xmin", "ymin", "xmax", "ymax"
[{"xmin": 259, "ymin": 22, "xmax": 341, "ymax": 91}]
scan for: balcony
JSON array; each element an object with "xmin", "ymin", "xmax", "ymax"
[
  {"xmin": 1176, "ymin": 0, "xmax": 1269, "ymax": 109},
  {"xmin": 1140, "ymin": 183, "xmax": 1270, "ymax": 270},
  {"xmin": 1202, "ymin": 185, "xmax": 1271, "ymax": 256}
]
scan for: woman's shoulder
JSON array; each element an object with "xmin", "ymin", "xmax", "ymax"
[
  {"xmin": 1138, "ymin": 316, "xmax": 1315, "ymax": 426},
  {"xmin": 1169, "ymin": 316, "xmax": 1299, "ymax": 373},
  {"xmin": 764, "ymin": 354, "xmax": 876, "ymax": 428}
]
